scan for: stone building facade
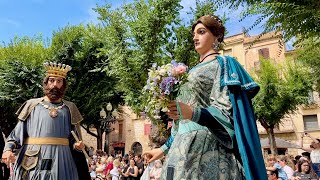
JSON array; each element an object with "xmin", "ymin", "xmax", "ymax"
[
  {"xmin": 106, "ymin": 106, "xmax": 152, "ymax": 156},
  {"xmin": 223, "ymin": 32, "xmax": 320, "ymax": 156}
]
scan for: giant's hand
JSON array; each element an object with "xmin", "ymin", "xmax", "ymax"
[
  {"xmin": 1, "ymin": 150, "xmax": 15, "ymax": 167},
  {"xmin": 143, "ymin": 148, "xmax": 164, "ymax": 163},
  {"xmin": 166, "ymin": 101, "xmax": 193, "ymax": 120},
  {"xmin": 74, "ymin": 140, "xmax": 85, "ymax": 150}
]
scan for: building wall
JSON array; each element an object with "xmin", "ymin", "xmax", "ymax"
[
  {"xmin": 80, "ymin": 127, "xmax": 97, "ymax": 149},
  {"xmin": 107, "ymin": 106, "xmax": 152, "ymax": 155},
  {"xmin": 223, "ymin": 32, "xmax": 320, "ymax": 156}
]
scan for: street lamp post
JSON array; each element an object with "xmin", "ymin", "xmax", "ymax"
[{"xmin": 99, "ymin": 102, "xmax": 117, "ymax": 154}]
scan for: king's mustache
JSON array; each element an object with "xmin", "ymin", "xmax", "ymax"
[
  {"xmin": 44, "ymin": 86, "xmax": 65, "ymax": 99},
  {"xmin": 49, "ymin": 87, "xmax": 62, "ymax": 94}
]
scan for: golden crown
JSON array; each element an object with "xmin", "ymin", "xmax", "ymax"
[{"xmin": 43, "ymin": 62, "xmax": 72, "ymax": 78}]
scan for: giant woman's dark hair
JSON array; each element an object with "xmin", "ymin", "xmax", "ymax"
[{"xmin": 191, "ymin": 15, "xmax": 225, "ymax": 43}]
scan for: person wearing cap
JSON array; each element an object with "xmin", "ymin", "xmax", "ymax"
[{"xmin": 1, "ymin": 62, "xmax": 90, "ymax": 180}]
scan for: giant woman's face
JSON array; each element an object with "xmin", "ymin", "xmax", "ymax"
[{"xmin": 193, "ymin": 23, "xmax": 217, "ymax": 55}]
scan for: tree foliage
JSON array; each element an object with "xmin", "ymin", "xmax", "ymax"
[
  {"xmin": 218, "ymin": 0, "xmax": 320, "ymax": 44},
  {"xmin": 94, "ymin": 0, "xmax": 223, "ymax": 112},
  {"xmin": 49, "ymin": 24, "xmax": 123, "ymax": 149},
  {"xmin": 252, "ymin": 58, "xmax": 313, "ymax": 154},
  {"xmin": 94, "ymin": 0, "xmax": 183, "ymax": 112},
  {"xmin": 0, "ymin": 36, "xmax": 49, "ymax": 136},
  {"xmin": 295, "ymin": 37, "xmax": 320, "ymax": 93}
]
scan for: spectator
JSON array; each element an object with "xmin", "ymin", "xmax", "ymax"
[
  {"xmin": 266, "ymin": 154, "xmax": 288, "ymax": 180},
  {"xmin": 120, "ymin": 156, "xmax": 130, "ymax": 180},
  {"xmin": 88, "ymin": 146, "xmax": 95, "ymax": 157},
  {"xmin": 267, "ymin": 169, "xmax": 280, "ymax": 180},
  {"xmin": 149, "ymin": 160, "xmax": 162, "ymax": 180},
  {"xmin": 292, "ymin": 159, "xmax": 318, "ymax": 180},
  {"xmin": 294, "ymin": 155, "xmax": 302, "ymax": 172},
  {"xmin": 300, "ymin": 132, "xmax": 320, "ymax": 176},
  {"xmin": 278, "ymin": 155, "xmax": 294, "ymax": 180},
  {"xmin": 89, "ymin": 161, "xmax": 97, "ymax": 180},
  {"xmin": 302, "ymin": 152, "xmax": 311, "ymax": 161},
  {"xmin": 104, "ymin": 156, "xmax": 114, "ymax": 180},
  {"xmin": 129, "ymin": 151, "xmax": 134, "ymax": 160},
  {"xmin": 126, "ymin": 159, "xmax": 138, "ymax": 180},
  {"xmin": 134, "ymin": 155, "xmax": 144, "ymax": 179},
  {"xmin": 110, "ymin": 159, "xmax": 121, "ymax": 180},
  {"xmin": 96, "ymin": 157, "xmax": 107, "ymax": 179}
]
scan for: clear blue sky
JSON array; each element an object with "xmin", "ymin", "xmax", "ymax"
[{"xmin": 0, "ymin": 0, "xmax": 265, "ymax": 45}]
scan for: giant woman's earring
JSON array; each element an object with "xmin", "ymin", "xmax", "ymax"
[{"xmin": 212, "ymin": 39, "xmax": 220, "ymax": 51}]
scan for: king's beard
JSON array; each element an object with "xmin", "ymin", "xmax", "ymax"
[{"xmin": 44, "ymin": 86, "xmax": 65, "ymax": 101}]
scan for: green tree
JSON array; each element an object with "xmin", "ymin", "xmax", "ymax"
[
  {"xmin": 252, "ymin": 58, "xmax": 313, "ymax": 154},
  {"xmin": 94, "ymin": 0, "xmax": 223, "ymax": 112},
  {"xmin": 295, "ymin": 37, "xmax": 320, "ymax": 93},
  {"xmin": 94, "ymin": 0, "xmax": 183, "ymax": 112},
  {"xmin": 49, "ymin": 24, "xmax": 122, "ymax": 150},
  {"xmin": 217, "ymin": 0, "xmax": 320, "ymax": 44},
  {"xmin": 0, "ymin": 36, "xmax": 49, "ymax": 136}
]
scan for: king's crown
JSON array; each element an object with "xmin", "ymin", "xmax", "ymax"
[{"xmin": 43, "ymin": 62, "xmax": 72, "ymax": 78}]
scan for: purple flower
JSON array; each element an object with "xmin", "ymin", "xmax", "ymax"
[
  {"xmin": 160, "ymin": 76, "xmax": 177, "ymax": 93},
  {"xmin": 171, "ymin": 60, "xmax": 178, "ymax": 67}
]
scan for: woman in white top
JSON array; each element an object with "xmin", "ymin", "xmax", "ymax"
[
  {"xmin": 278, "ymin": 155, "xmax": 294, "ymax": 180},
  {"xmin": 149, "ymin": 160, "xmax": 162, "ymax": 180},
  {"xmin": 300, "ymin": 132, "xmax": 320, "ymax": 176},
  {"xmin": 110, "ymin": 159, "xmax": 121, "ymax": 180},
  {"xmin": 96, "ymin": 157, "xmax": 108, "ymax": 179}
]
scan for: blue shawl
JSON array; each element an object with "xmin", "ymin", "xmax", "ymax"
[{"xmin": 216, "ymin": 56, "xmax": 267, "ymax": 180}]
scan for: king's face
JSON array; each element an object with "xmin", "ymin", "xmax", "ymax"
[{"xmin": 48, "ymin": 77, "xmax": 64, "ymax": 89}]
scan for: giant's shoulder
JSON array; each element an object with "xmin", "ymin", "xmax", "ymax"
[
  {"xmin": 24, "ymin": 97, "xmax": 44, "ymax": 104},
  {"xmin": 62, "ymin": 99, "xmax": 78, "ymax": 108}
]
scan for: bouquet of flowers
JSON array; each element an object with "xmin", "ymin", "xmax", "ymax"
[{"xmin": 143, "ymin": 60, "xmax": 188, "ymax": 125}]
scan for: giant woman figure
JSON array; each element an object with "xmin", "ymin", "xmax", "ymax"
[{"xmin": 144, "ymin": 15, "xmax": 267, "ymax": 180}]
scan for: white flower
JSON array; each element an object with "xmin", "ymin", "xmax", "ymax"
[
  {"xmin": 161, "ymin": 107, "xmax": 168, "ymax": 112},
  {"xmin": 158, "ymin": 68, "xmax": 167, "ymax": 76}
]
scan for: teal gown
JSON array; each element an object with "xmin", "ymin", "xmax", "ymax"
[{"xmin": 160, "ymin": 56, "xmax": 266, "ymax": 180}]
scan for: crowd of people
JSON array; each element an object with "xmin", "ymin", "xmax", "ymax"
[
  {"xmin": 88, "ymin": 132, "xmax": 320, "ymax": 180},
  {"xmin": 266, "ymin": 132, "xmax": 320, "ymax": 180},
  {"xmin": 87, "ymin": 150, "xmax": 162, "ymax": 180}
]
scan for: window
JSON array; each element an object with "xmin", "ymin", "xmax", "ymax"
[
  {"xmin": 224, "ymin": 49, "xmax": 232, "ymax": 56},
  {"xmin": 303, "ymin": 115, "xmax": 319, "ymax": 130},
  {"xmin": 259, "ymin": 48, "xmax": 270, "ymax": 59},
  {"xmin": 144, "ymin": 124, "xmax": 151, "ymax": 135}
]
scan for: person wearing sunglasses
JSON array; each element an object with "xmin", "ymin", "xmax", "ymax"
[
  {"xmin": 267, "ymin": 169, "xmax": 281, "ymax": 180},
  {"xmin": 266, "ymin": 154, "xmax": 288, "ymax": 180}
]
